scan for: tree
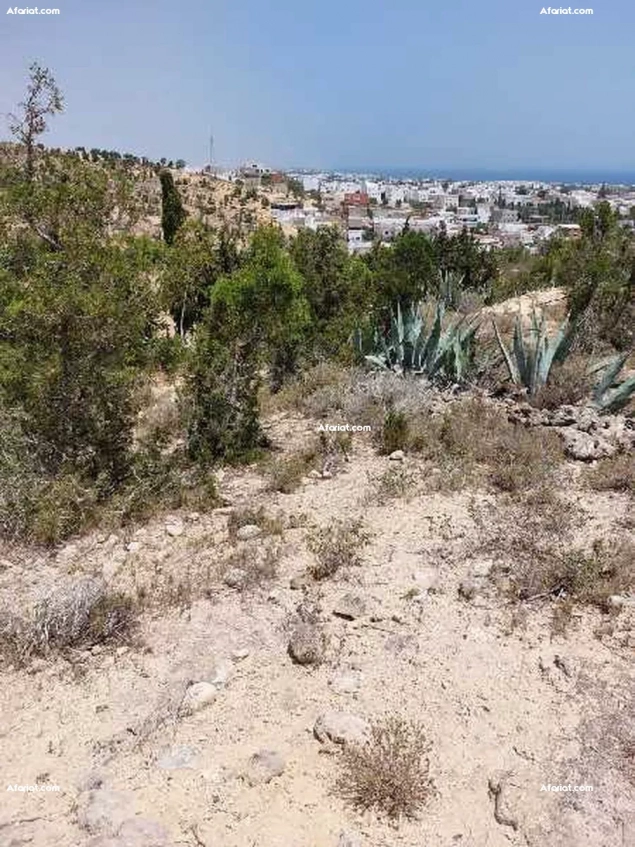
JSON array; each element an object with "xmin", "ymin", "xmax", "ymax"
[
  {"xmin": 159, "ymin": 169, "xmax": 186, "ymax": 245},
  {"xmin": 160, "ymin": 220, "xmax": 239, "ymax": 336},
  {"xmin": 290, "ymin": 226, "xmax": 375, "ymax": 357},
  {"xmin": 9, "ymin": 62, "xmax": 63, "ymax": 182}
]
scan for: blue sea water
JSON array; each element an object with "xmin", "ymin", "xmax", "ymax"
[{"xmin": 335, "ymin": 165, "xmax": 635, "ymax": 186}]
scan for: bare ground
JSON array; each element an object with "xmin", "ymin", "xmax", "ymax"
[{"xmin": 0, "ymin": 412, "xmax": 633, "ymax": 847}]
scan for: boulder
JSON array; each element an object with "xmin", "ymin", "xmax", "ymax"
[{"xmin": 314, "ymin": 711, "xmax": 370, "ymax": 746}]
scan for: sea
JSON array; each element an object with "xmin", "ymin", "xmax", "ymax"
[{"xmin": 332, "ymin": 166, "xmax": 635, "ymax": 186}]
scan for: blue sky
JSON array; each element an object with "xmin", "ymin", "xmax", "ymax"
[{"xmin": 1, "ymin": 1, "xmax": 634, "ymax": 174}]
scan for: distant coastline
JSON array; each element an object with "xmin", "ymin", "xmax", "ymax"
[{"xmin": 326, "ymin": 166, "xmax": 635, "ymax": 186}]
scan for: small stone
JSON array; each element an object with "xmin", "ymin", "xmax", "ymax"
[
  {"xmin": 91, "ymin": 645, "xmax": 103, "ymax": 655},
  {"xmin": 314, "ymin": 711, "xmax": 370, "ymax": 746},
  {"xmin": 333, "ymin": 592, "xmax": 366, "ymax": 620},
  {"xmin": 125, "ymin": 541, "xmax": 141, "ymax": 554},
  {"xmin": 388, "ymin": 450, "xmax": 405, "ymax": 461},
  {"xmin": 236, "ymin": 524, "xmax": 262, "ymax": 541},
  {"xmin": 561, "ymin": 429, "xmax": 615, "ymax": 461},
  {"xmin": 241, "ymin": 749, "xmax": 286, "ymax": 786},
  {"xmin": 290, "ymin": 574, "xmax": 311, "ymax": 590},
  {"xmin": 337, "ymin": 831, "xmax": 362, "ymax": 847},
  {"xmin": 208, "ymin": 660, "xmax": 233, "ymax": 690},
  {"xmin": 223, "ymin": 568, "xmax": 247, "ymax": 589},
  {"xmin": 321, "ymin": 469, "xmax": 333, "ymax": 479},
  {"xmin": 187, "ymin": 512, "xmax": 201, "ymax": 522},
  {"xmin": 413, "ymin": 567, "xmax": 440, "ymax": 593},
  {"xmin": 76, "ymin": 789, "xmax": 134, "ymax": 835},
  {"xmin": 165, "ymin": 520, "xmax": 185, "ymax": 537},
  {"xmin": 607, "ymin": 594, "xmax": 635, "ymax": 609},
  {"xmin": 458, "ymin": 577, "xmax": 485, "ymax": 600},
  {"xmin": 308, "ymin": 469, "xmax": 322, "ymax": 479},
  {"xmin": 27, "ymin": 657, "xmax": 48, "ymax": 674},
  {"xmin": 116, "ymin": 646, "xmax": 129, "ymax": 657},
  {"xmin": 231, "ymin": 647, "xmax": 250, "ymax": 662},
  {"xmin": 471, "ymin": 559, "xmax": 494, "ymax": 578},
  {"xmin": 329, "ymin": 671, "xmax": 362, "ymax": 695},
  {"xmin": 157, "ymin": 745, "xmax": 199, "ymax": 770},
  {"xmin": 288, "ymin": 622, "xmax": 325, "ymax": 665},
  {"xmin": 116, "ymin": 818, "xmax": 169, "ymax": 845},
  {"xmin": 179, "ymin": 682, "xmax": 217, "ymax": 716}
]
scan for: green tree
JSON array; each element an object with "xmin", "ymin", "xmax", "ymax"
[
  {"xmin": 159, "ymin": 169, "xmax": 186, "ymax": 245},
  {"xmin": 8, "ymin": 62, "xmax": 63, "ymax": 183}
]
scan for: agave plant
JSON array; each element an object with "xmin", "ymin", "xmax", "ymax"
[
  {"xmin": 492, "ymin": 308, "xmax": 577, "ymax": 395},
  {"xmin": 354, "ymin": 301, "xmax": 479, "ymax": 384},
  {"xmin": 588, "ymin": 352, "xmax": 635, "ymax": 413}
]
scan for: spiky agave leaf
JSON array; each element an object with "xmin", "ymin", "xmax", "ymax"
[
  {"xmin": 591, "ymin": 352, "xmax": 630, "ymax": 405},
  {"xmin": 597, "ymin": 375, "xmax": 635, "ymax": 413}
]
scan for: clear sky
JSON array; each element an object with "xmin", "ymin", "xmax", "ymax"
[{"xmin": 1, "ymin": 1, "xmax": 634, "ymax": 175}]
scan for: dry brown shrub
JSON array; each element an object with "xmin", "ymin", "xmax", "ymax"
[
  {"xmin": 307, "ymin": 518, "xmax": 370, "ymax": 580},
  {"xmin": 587, "ymin": 453, "xmax": 635, "ymax": 495},
  {"xmin": 336, "ymin": 715, "xmax": 433, "ymax": 819},
  {"xmin": 530, "ymin": 356, "xmax": 592, "ymax": 410}
]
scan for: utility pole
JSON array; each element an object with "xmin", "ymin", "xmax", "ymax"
[{"xmin": 208, "ymin": 132, "xmax": 214, "ymax": 173}]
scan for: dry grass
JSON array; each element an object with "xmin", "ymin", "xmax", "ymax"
[
  {"xmin": 336, "ymin": 715, "xmax": 433, "ymax": 819},
  {"xmin": 266, "ymin": 431, "xmax": 351, "ymax": 493},
  {"xmin": 226, "ymin": 506, "xmax": 284, "ymax": 540},
  {"xmin": 221, "ymin": 541, "xmax": 281, "ymax": 592},
  {"xmin": 587, "ymin": 453, "xmax": 635, "ymax": 495},
  {"xmin": 509, "ymin": 539, "xmax": 634, "ymax": 607},
  {"xmin": 530, "ymin": 356, "xmax": 592, "ymax": 410},
  {"xmin": 396, "ymin": 397, "xmax": 565, "ymax": 493},
  {"xmin": 0, "ymin": 576, "xmax": 136, "ymax": 665},
  {"xmin": 306, "ymin": 518, "xmax": 370, "ymax": 581}
]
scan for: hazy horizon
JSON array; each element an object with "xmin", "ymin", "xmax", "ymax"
[{"xmin": 2, "ymin": 1, "xmax": 634, "ymax": 175}]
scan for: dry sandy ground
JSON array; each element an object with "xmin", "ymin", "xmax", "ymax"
[{"xmin": 0, "ymin": 414, "xmax": 633, "ymax": 847}]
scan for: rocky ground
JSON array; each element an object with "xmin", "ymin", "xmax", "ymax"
[{"xmin": 0, "ymin": 405, "xmax": 633, "ymax": 847}]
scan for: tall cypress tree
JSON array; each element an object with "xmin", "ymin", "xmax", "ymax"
[{"xmin": 159, "ymin": 169, "xmax": 186, "ymax": 245}]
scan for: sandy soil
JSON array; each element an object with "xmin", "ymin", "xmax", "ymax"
[{"xmin": 0, "ymin": 413, "xmax": 633, "ymax": 847}]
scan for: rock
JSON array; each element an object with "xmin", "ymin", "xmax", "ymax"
[
  {"xmin": 165, "ymin": 520, "xmax": 184, "ymax": 537},
  {"xmin": 27, "ymin": 657, "xmax": 48, "ymax": 675},
  {"xmin": 308, "ymin": 469, "xmax": 322, "ymax": 480},
  {"xmin": 290, "ymin": 573, "xmax": 311, "ymax": 590},
  {"xmin": 231, "ymin": 647, "xmax": 250, "ymax": 661},
  {"xmin": 337, "ymin": 831, "xmax": 362, "ymax": 847},
  {"xmin": 125, "ymin": 541, "xmax": 141, "ymax": 554},
  {"xmin": 208, "ymin": 659, "xmax": 233, "ymax": 689},
  {"xmin": 458, "ymin": 577, "xmax": 486, "ymax": 600},
  {"xmin": 314, "ymin": 711, "xmax": 370, "ymax": 746},
  {"xmin": 333, "ymin": 592, "xmax": 366, "ymax": 620},
  {"xmin": 288, "ymin": 622, "xmax": 325, "ymax": 665},
  {"xmin": 471, "ymin": 559, "xmax": 494, "ymax": 578},
  {"xmin": 179, "ymin": 681, "xmax": 217, "ymax": 716},
  {"xmin": 76, "ymin": 789, "xmax": 134, "ymax": 835},
  {"xmin": 241, "ymin": 749, "xmax": 286, "ymax": 786},
  {"xmin": 223, "ymin": 568, "xmax": 247, "ymax": 589},
  {"xmin": 388, "ymin": 450, "xmax": 405, "ymax": 461},
  {"xmin": 413, "ymin": 567, "xmax": 440, "ymax": 593},
  {"xmin": 329, "ymin": 670, "xmax": 362, "ymax": 695},
  {"xmin": 157, "ymin": 745, "xmax": 199, "ymax": 771},
  {"xmin": 321, "ymin": 469, "xmax": 333, "ymax": 479},
  {"xmin": 236, "ymin": 524, "xmax": 262, "ymax": 541},
  {"xmin": 607, "ymin": 594, "xmax": 635, "ymax": 609},
  {"xmin": 77, "ymin": 771, "xmax": 105, "ymax": 792},
  {"xmin": 86, "ymin": 818, "xmax": 169, "ymax": 847},
  {"xmin": 561, "ymin": 429, "xmax": 615, "ymax": 461}
]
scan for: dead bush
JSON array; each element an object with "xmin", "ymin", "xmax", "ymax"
[
  {"xmin": 336, "ymin": 715, "xmax": 433, "ymax": 819},
  {"xmin": 307, "ymin": 518, "xmax": 370, "ymax": 580},
  {"xmin": 227, "ymin": 506, "xmax": 284, "ymax": 539},
  {"xmin": 530, "ymin": 356, "xmax": 592, "ymax": 410},
  {"xmin": 587, "ymin": 453, "xmax": 635, "ymax": 495},
  {"xmin": 510, "ymin": 539, "xmax": 634, "ymax": 607},
  {"xmin": 222, "ymin": 542, "xmax": 281, "ymax": 591},
  {"xmin": 0, "ymin": 576, "xmax": 136, "ymax": 664}
]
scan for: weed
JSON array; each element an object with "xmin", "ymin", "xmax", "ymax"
[
  {"xmin": 587, "ymin": 453, "xmax": 635, "ymax": 495},
  {"xmin": 307, "ymin": 518, "xmax": 370, "ymax": 580},
  {"xmin": 336, "ymin": 715, "xmax": 433, "ymax": 819}
]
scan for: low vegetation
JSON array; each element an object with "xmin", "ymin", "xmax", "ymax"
[
  {"xmin": 307, "ymin": 518, "xmax": 370, "ymax": 580},
  {"xmin": 335, "ymin": 715, "xmax": 433, "ymax": 819}
]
